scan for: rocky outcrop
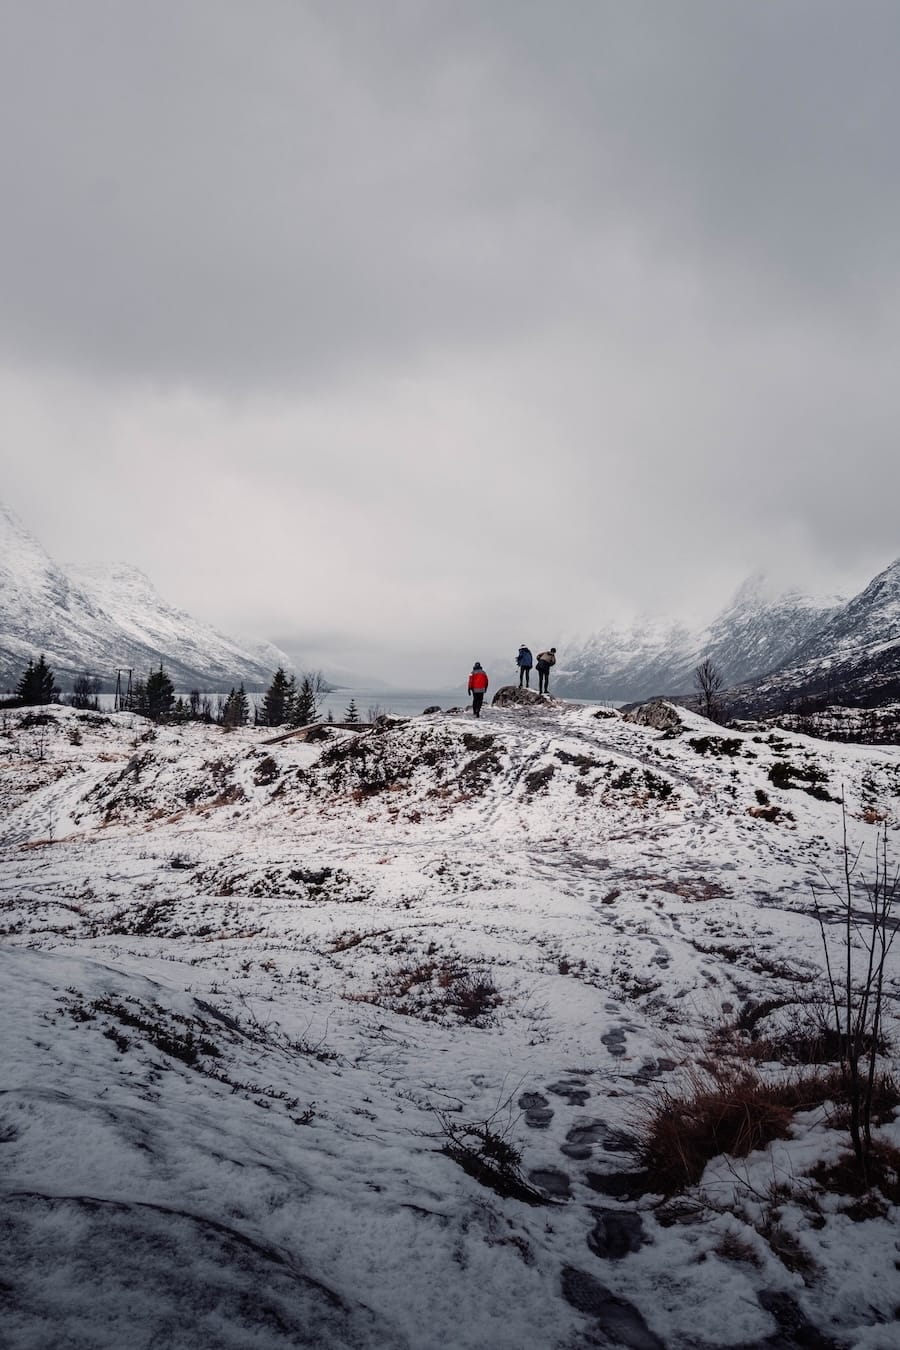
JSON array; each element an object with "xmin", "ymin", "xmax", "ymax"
[
  {"xmin": 491, "ymin": 686, "xmax": 551, "ymax": 708},
  {"xmin": 622, "ymin": 700, "xmax": 684, "ymax": 733}
]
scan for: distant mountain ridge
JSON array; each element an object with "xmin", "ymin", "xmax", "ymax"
[
  {"xmin": 555, "ymin": 572, "xmax": 845, "ymax": 702},
  {"xmin": 0, "ymin": 503, "xmax": 292, "ymax": 691},
  {"xmin": 724, "ymin": 558, "xmax": 900, "ymax": 716}
]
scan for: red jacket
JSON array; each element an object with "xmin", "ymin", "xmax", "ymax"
[{"xmin": 468, "ymin": 669, "xmax": 489, "ymax": 693}]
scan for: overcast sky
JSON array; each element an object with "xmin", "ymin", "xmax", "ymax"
[{"xmin": 2, "ymin": 1, "xmax": 899, "ymax": 683}]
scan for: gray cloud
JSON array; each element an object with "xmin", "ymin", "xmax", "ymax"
[{"xmin": 2, "ymin": 3, "xmax": 899, "ymax": 682}]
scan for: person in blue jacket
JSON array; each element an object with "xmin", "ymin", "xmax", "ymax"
[{"xmin": 516, "ymin": 645, "xmax": 533, "ymax": 689}]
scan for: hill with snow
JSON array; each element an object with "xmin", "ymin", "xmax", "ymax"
[
  {"xmin": 2, "ymin": 698, "xmax": 899, "ymax": 1348},
  {"xmin": 0, "ymin": 503, "xmax": 291, "ymax": 691}
]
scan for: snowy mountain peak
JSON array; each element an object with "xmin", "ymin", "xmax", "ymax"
[{"xmin": 0, "ymin": 502, "xmax": 292, "ymax": 691}]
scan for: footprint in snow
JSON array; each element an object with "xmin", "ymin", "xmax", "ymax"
[
  {"xmin": 518, "ymin": 1090, "xmax": 554, "ymax": 1129},
  {"xmin": 545, "ymin": 1078, "xmax": 591, "ymax": 1106}
]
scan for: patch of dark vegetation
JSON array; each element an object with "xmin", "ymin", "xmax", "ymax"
[
  {"xmin": 18, "ymin": 712, "xmax": 55, "ymax": 728},
  {"xmin": 289, "ymin": 865, "xmax": 333, "ymax": 888},
  {"xmin": 555, "ymin": 748, "xmax": 601, "ymax": 772},
  {"xmin": 608, "ymin": 766, "xmax": 675, "ymax": 801},
  {"xmin": 724, "ymin": 1001, "xmax": 891, "ymax": 1066},
  {"xmin": 462, "ymin": 732, "xmax": 495, "ymax": 752},
  {"xmin": 76, "ymin": 713, "xmax": 111, "ymax": 727},
  {"xmin": 457, "ymin": 748, "xmax": 504, "ymax": 794},
  {"xmin": 809, "ymin": 1140, "xmax": 900, "ymax": 1211},
  {"xmin": 436, "ymin": 1109, "xmax": 548, "ymax": 1206},
  {"xmin": 193, "ymin": 861, "xmax": 357, "ymax": 902},
  {"xmin": 106, "ymin": 898, "xmax": 186, "ymax": 938},
  {"xmin": 312, "ymin": 726, "xmax": 457, "ymax": 798},
  {"xmin": 66, "ymin": 993, "xmax": 221, "ymax": 1065},
  {"xmin": 253, "ymin": 754, "xmax": 279, "ymax": 785},
  {"xmin": 524, "ymin": 763, "xmax": 556, "ymax": 794},
  {"xmin": 688, "ymin": 736, "xmax": 743, "ymax": 758},
  {"xmin": 169, "ymin": 853, "xmax": 197, "ymax": 870},
  {"xmin": 643, "ymin": 770, "xmax": 674, "ymax": 800},
  {"xmin": 768, "ymin": 759, "xmax": 835, "ymax": 800},
  {"xmin": 348, "ymin": 955, "xmax": 503, "ymax": 1025}
]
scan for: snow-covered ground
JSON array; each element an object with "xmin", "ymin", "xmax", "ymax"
[{"xmin": 2, "ymin": 700, "xmax": 899, "ymax": 1349}]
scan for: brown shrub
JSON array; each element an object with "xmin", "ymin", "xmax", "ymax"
[{"xmin": 636, "ymin": 1064, "xmax": 844, "ymax": 1195}]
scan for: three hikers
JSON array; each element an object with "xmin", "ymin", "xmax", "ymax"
[{"xmin": 465, "ymin": 645, "xmax": 558, "ymax": 716}]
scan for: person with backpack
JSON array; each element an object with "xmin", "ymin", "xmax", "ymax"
[
  {"xmin": 535, "ymin": 647, "xmax": 556, "ymax": 695},
  {"xmin": 467, "ymin": 662, "xmax": 489, "ymax": 717},
  {"xmin": 516, "ymin": 645, "xmax": 533, "ymax": 688}
]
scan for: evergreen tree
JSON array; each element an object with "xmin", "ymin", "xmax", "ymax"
[
  {"xmin": 15, "ymin": 655, "xmax": 59, "ymax": 706},
  {"xmin": 289, "ymin": 672, "xmax": 322, "ymax": 727},
  {"xmin": 144, "ymin": 666, "xmax": 175, "ymax": 721},
  {"xmin": 222, "ymin": 684, "xmax": 249, "ymax": 728},
  {"xmin": 283, "ymin": 674, "xmax": 297, "ymax": 725},
  {"xmin": 345, "ymin": 697, "xmax": 360, "ymax": 724},
  {"xmin": 132, "ymin": 677, "xmax": 148, "ymax": 716},
  {"xmin": 260, "ymin": 667, "xmax": 291, "ymax": 727}
]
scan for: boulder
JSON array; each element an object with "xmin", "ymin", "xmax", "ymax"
[
  {"xmin": 622, "ymin": 699, "xmax": 683, "ymax": 733},
  {"xmin": 491, "ymin": 686, "xmax": 551, "ymax": 708}
]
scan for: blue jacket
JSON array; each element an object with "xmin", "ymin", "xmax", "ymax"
[{"xmin": 516, "ymin": 647, "xmax": 533, "ymax": 668}]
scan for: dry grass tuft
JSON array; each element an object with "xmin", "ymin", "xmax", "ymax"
[{"xmin": 635, "ymin": 1064, "xmax": 844, "ymax": 1195}]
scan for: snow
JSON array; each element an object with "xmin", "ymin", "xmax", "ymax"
[{"xmin": 2, "ymin": 700, "xmax": 900, "ymax": 1348}]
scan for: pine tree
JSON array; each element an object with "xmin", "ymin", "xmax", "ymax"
[
  {"xmin": 283, "ymin": 674, "xmax": 297, "ymax": 725},
  {"xmin": 144, "ymin": 666, "xmax": 175, "ymax": 721},
  {"xmin": 222, "ymin": 684, "xmax": 249, "ymax": 728},
  {"xmin": 289, "ymin": 672, "xmax": 322, "ymax": 727},
  {"xmin": 260, "ymin": 667, "xmax": 291, "ymax": 727},
  {"xmin": 15, "ymin": 655, "xmax": 59, "ymax": 706},
  {"xmin": 345, "ymin": 697, "xmax": 360, "ymax": 724}
]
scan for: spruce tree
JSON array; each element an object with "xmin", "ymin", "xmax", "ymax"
[
  {"xmin": 15, "ymin": 655, "xmax": 59, "ymax": 706},
  {"xmin": 283, "ymin": 674, "xmax": 297, "ymax": 725},
  {"xmin": 260, "ymin": 667, "xmax": 291, "ymax": 727},
  {"xmin": 290, "ymin": 673, "xmax": 321, "ymax": 727},
  {"xmin": 345, "ymin": 697, "xmax": 360, "ymax": 724},
  {"xmin": 144, "ymin": 666, "xmax": 175, "ymax": 721},
  {"xmin": 222, "ymin": 684, "xmax": 249, "ymax": 728}
]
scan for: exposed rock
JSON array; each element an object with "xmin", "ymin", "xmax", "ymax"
[
  {"xmin": 491, "ymin": 686, "xmax": 551, "ymax": 708},
  {"xmin": 622, "ymin": 699, "xmax": 684, "ymax": 733},
  {"xmin": 421, "ymin": 706, "xmax": 442, "ymax": 715}
]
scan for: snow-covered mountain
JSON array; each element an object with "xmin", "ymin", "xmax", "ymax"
[
  {"xmin": 0, "ymin": 503, "xmax": 291, "ymax": 691},
  {"xmin": 555, "ymin": 573, "xmax": 843, "ymax": 701},
  {"xmin": 727, "ymin": 557, "xmax": 900, "ymax": 716},
  {"xmin": 553, "ymin": 616, "xmax": 698, "ymax": 701}
]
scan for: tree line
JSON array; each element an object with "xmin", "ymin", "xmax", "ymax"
[{"xmin": 3, "ymin": 656, "xmax": 328, "ymax": 728}]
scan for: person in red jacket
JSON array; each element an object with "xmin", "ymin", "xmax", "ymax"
[{"xmin": 467, "ymin": 662, "xmax": 489, "ymax": 717}]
